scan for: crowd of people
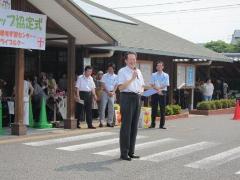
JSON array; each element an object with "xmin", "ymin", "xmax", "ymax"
[{"xmin": 0, "ymin": 62, "xmax": 231, "ymax": 128}]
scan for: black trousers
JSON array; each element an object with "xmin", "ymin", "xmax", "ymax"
[
  {"xmin": 77, "ymin": 91, "xmax": 93, "ymax": 127},
  {"xmin": 151, "ymin": 93, "xmax": 166, "ymax": 127},
  {"xmin": 120, "ymin": 92, "xmax": 141, "ymax": 157}
]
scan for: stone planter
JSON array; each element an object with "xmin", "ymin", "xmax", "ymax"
[
  {"xmin": 189, "ymin": 107, "xmax": 235, "ymax": 116},
  {"xmin": 156, "ymin": 112, "xmax": 189, "ymax": 121}
]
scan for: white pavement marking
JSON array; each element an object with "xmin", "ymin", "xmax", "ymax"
[
  {"xmin": 140, "ymin": 141, "xmax": 217, "ymax": 162},
  {"xmin": 23, "ymin": 132, "xmax": 116, "ymax": 146},
  {"xmin": 57, "ymin": 136, "xmax": 146, "ymax": 151},
  {"xmin": 235, "ymin": 171, "xmax": 240, "ymax": 175},
  {"xmin": 185, "ymin": 146, "xmax": 240, "ymax": 169},
  {"xmin": 94, "ymin": 138, "xmax": 177, "ymax": 157}
]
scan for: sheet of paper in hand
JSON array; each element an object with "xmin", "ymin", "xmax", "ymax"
[{"xmin": 143, "ymin": 89, "xmax": 158, "ymax": 97}]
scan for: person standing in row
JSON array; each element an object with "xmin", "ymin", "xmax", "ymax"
[
  {"xmin": 149, "ymin": 61, "xmax": 169, "ymax": 129},
  {"xmin": 99, "ymin": 63, "xmax": 118, "ymax": 127},
  {"xmin": 75, "ymin": 66, "xmax": 97, "ymax": 129},
  {"xmin": 118, "ymin": 52, "xmax": 145, "ymax": 161},
  {"xmin": 202, "ymin": 78, "xmax": 214, "ymax": 101},
  {"xmin": 23, "ymin": 76, "xmax": 34, "ymax": 126}
]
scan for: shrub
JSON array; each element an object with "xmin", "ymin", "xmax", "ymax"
[
  {"xmin": 197, "ymin": 101, "xmax": 211, "ymax": 110},
  {"xmin": 220, "ymin": 99, "xmax": 228, "ymax": 108},
  {"xmin": 213, "ymin": 100, "xmax": 222, "ymax": 109},
  {"xmin": 209, "ymin": 101, "xmax": 216, "ymax": 110},
  {"xmin": 172, "ymin": 105, "xmax": 181, "ymax": 114},
  {"xmin": 165, "ymin": 105, "xmax": 174, "ymax": 116},
  {"xmin": 228, "ymin": 99, "xmax": 236, "ymax": 107}
]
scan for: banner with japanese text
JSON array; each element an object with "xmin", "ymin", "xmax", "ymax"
[
  {"xmin": 0, "ymin": 0, "xmax": 11, "ymax": 9},
  {"xmin": 0, "ymin": 9, "xmax": 47, "ymax": 50}
]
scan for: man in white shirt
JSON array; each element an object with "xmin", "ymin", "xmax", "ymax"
[
  {"xmin": 75, "ymin": 66, "xmax": 97, "ymax": 129},
  {"xmin": 99, "ymin": 63, "xmax": 118, "ymax": 127},
  {"xmin": 149, "ymin": 61, "xmax": 169, "ymax": 129},
  {"xmin": 201, "ymin": 78, "xmax": 214, "ymax": 101},
  {"xmin": 118, "ymin": 52, "xmax": 145, "ymax": 161},
  {"xmin": 23, "ymin": 79, "xmax": 34, "ymax": 126}
]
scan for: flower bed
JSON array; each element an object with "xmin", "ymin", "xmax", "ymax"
[
  {"xmin": 156, "ymin": 104, "xmax": 189, "ymax": 120},
  {"xmin": 190, "ymin": 99, "xmax": 236, "ymax": 115}
]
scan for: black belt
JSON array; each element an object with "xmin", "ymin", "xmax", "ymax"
[
  {"xmin": 80, "ymin": 91, "xmax": 92, "ymax": 94},
  {"xmin": 121, "ymin": 92, "xmax": 140, "ymax": 96}
]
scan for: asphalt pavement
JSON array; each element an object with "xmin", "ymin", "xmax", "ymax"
[{"xmin": 0, "ymin": 114, "xmax": 240, "ymax": 180}]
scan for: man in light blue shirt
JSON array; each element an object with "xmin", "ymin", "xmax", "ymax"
[
  {"xmin": 99, "ymin": 63, "xmax": 118, "ymax": 127},
  {"xmin": 149, "ymin": 61, "xmax": 169, "ymax": 129}
]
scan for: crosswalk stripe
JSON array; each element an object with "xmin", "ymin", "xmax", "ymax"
[
  {"xmin": 94, "ymin": 138, "xmax": 177, "ymax": 157},
  {"xmin": 23, "ymin": 132, "xmax": 116, "ymax": 146},
  {"xmin": 140, "ymin": 141, "xmax": 217, "ymax": 162},
  {"xmin": 56, "ymin": 136, "xmax": 146, "ymax": 151},
  {"xmin": 185, "ymin": 146, "xmax": 240, "ymax": 169},
  {"xmin": 235, "ymin": 171, "xmax": 240, "ymax": 175}
]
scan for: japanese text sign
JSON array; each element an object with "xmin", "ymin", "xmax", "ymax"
[{"xmin": 0, "ymin": 9, "xmax": 47, "ymax": 50}]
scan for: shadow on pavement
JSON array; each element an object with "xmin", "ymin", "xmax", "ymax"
[{"xmin": 55, "ymin": 159, "xmax": 120, "ymax": 172}]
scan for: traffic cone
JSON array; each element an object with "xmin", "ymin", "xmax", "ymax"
[
  {"xmin": 29, "ymin": 99, "xmax": 34, "ymax": 128},
  {"xmin": 0, "ymin": 101, "xmax": 4, "ymax": 135},
  {"xmin": 233, "ymin": 100, "xmax": 240, "ymax": 120},
  {"xmin": 34, "ymin": 98, "xmax": 52, "ymax": 129}
]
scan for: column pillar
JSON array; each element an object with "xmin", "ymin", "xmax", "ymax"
[
  {"xmin": 12, "ymin": 49, "xmax": 27, "ymax": 135},
  {"xmin": 64, "ymin": 37, "xmax": 76, "ymax": 129}
]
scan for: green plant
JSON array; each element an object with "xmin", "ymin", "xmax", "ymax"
[
  {"xmin": 165, "ymin": 105, "xmax": 174, "ymax": 116},
  {"xmin": 209, "ymin": 101, "xmax": 216, "ymax": 110},
  {"xmin": 228, "ymin": 99, "xmax": 236, "ymax": 107},
  {"xmin": 213, "ymin": 100, "xmax": 222, "ymax": 109},
  {"xmin": 171, "ymin": 105, "xmax": 181, "ymax": 114},
  {"xmin": 197, "ymin": 101, "xmax": 211, "ymax": 110},
  {"xmin": 220, "ymin": 99, "xmax": 228, "ymax": 108}
]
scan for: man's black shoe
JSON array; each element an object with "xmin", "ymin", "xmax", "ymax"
[
  {"xmin": 77, "ymin": 125, "xmax": 81, "ymax": 129},
  {"xmin": 159, "ymin": 126, "xmax": 167, "ymax": 129},
  {"xmin": 120, "ymin": 156, "xmax": 132, "ymax": 161},
  {"xmin": 149, "ymin": 124, "xmax": 155, "ymax": 128},
  {"xmin": 88, "ymin": 126, "xmax": 96, "ymax": 129},
  {"xmin": 107, "ymin": 123, "xmax": 114, "ymax": 127},
  {"xmin": 128, "ymin": 154, "xmax": 140, "ymax": 159},
  {"xmin": 99, "ymin": 123, "xmax": 103, "ymax": 128}
]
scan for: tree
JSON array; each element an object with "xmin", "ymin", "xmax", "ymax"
[{"xmin": 204, "ymin": 40, "xmax": 236, "ymax": 53}]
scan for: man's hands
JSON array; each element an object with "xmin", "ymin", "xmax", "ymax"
[
  {"xmin": 108, "ymin": 91, "xmax": 115, "ymax": 97},
  {"xmin": 131, "ymin": 70, "xmax": 138, "ymax": 80}
]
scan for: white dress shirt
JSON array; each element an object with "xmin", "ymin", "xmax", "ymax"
[
  {"xmin": 75, "ymin": 75, "xmax": 96, "ymax": 92},
  {"xmin": 101, "ymin": 73, "xmax": 118, "ymax": 92},
  {"xmin": 117, "ymin": 66, "xmax": 145, "ymax": 93},
  {"xmin": 150, "ymin": 71, "xmax": 169, "ymax": 91}
]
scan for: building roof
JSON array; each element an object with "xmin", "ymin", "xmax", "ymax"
[
  {"xmin": 232, "ymin": 30, "xmax": 240, "ymax": 38},
  {"xmin": 76, "ymin": 0, "xmax": 229, "ymax": 62},
  {"xmin": 231, "ymin": 30, "xmax": 240, "ymax": 45},
  {"xmin": 28, "ymin": 0, "xmax": 116, "ymax": 45}
]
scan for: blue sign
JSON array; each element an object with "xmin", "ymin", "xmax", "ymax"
[{"xmin": 186, "ymin": 66, "xmax": 195, "ymax": 87}]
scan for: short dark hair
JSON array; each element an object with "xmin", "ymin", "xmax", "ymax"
[
  {"xmin": 84, "ymin": 66, "xmax": 92, "ymax": 71},
  {"xmin": 124, "ymin": 51, "xmax": 137, "ymax": 60},
  {"xmin": 156, "ymin": 61, "xmax": 164, "ymax": 66},
  {"xmin": 206, "ymin": 77, "xmax": 211, "ymax": 82},
  {"xmin": 107, "ymin": 63, "xmax": 116, "ymax": 69}
]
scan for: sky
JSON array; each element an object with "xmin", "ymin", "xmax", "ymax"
[{"xmin": 91, "ymin": 0, "xmax": 240, "ymax": 44}]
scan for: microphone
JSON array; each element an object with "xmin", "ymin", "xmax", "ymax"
[{"xmin": 133, "ymin": 67, "xmax": 139, "ymax": 79}]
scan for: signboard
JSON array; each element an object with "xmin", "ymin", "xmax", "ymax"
[
  {"xmin": 83, "ymin": 57, "xmax": 91, "ymax": 67},
  {"xmin": 0, "ymin": 9, "xmax": 47, "ymax": 50},
  {"xmin": 177, "ymin": 64, "xmax": 186, "ymax": 88},
  {"xmin": 186, "ymin": 66, "xmax": 195, "ymax": 87},
  {"xmin": 0, "ymin": 0, "xmax": 11, "ymax": 9},
  {"xmin": 136, "ymin": 60, "xmax": 153, "ymax": 87},
  {"xmin": 177, "ymin": 64, "xmax": 196, "ymax": 88}
]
